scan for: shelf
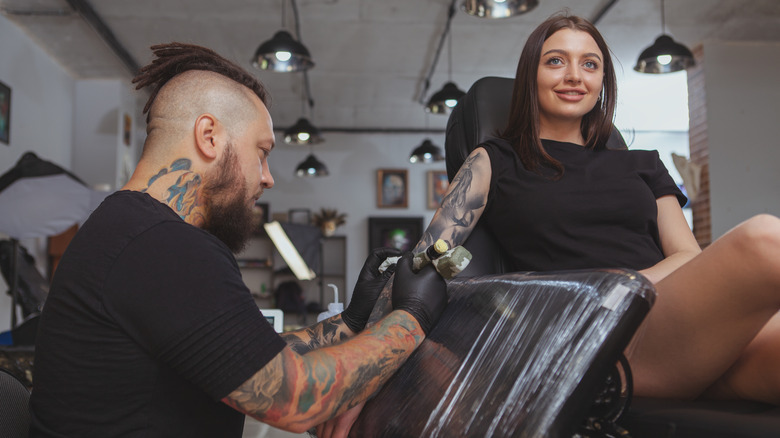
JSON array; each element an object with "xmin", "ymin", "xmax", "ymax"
[
  {"xmin": 236, "ymin": 227, "xmax": 347, "ymax": 315},
  {"xmin": 235, "ymin": 258, "xmax": 271, "ymax": 269}
]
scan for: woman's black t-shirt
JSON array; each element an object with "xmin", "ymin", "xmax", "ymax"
[{"xmin": 480, "ymin": 138, "xmax": 686, "ymax": 273}]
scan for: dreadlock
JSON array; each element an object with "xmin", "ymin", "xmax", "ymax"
[{"xmin": 132, "ymin": 42, "xmax": 270, "ymax": 117}]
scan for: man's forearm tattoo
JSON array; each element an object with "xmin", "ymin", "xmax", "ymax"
[
  {"xmin": 281, "ymin": 315, "xmax": 351, "ymax": 355},
  {"xmin": 224, "ymin": 311, "xmax": 424, "ymax": 430}
]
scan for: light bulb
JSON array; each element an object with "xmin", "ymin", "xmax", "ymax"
[
  {"xmin": 657, "ymin": 54, "xmax": 672, "ymax": 65},
  {"xmin": 275, "ymin": 51, "xmax": 292, "ymax": 62},
  {"xmin": 445, "ymin": 99, "xmax": 458, "ymax": 108},
  {"xmin": 297, "ymin": 132, "xmax": 310, "ymax": 142}
]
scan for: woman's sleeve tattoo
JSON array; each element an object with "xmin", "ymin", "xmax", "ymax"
[{"xmin": 366, "ymin": 152, "xmax": 489, "ymax": 327}]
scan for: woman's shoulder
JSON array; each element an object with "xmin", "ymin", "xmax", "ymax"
[
  {"xmin": 476, "ymin": 136, "xmax": 514, "ymax": 156},
  {"xmin": 604, "ymin": 145, "xmax": 659, "ymax": 158},
  {"xmin": 606, "ymin": 148, "xmax": 673, "ymax": 176}
]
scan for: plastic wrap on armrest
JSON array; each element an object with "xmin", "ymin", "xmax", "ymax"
[{"xmin": 351, "ymin": 269, "xmax": 655, "ymax": 438}]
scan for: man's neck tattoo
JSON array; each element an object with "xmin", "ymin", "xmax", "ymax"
[{"xmin": 143, "ymin": 158, "xmax": 203, "ymax": 220}]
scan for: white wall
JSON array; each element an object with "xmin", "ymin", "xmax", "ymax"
[
  {"xmin": 72, "ymin": 79, "xmax": 139, "ymax": 190},
  {"xmin": 0, "ymin": 16, "xmax": 76, "ymax": 171},
  {"xmin": 3, "ymin": 14, "xmax": 779, "ymax": 325},
  {"xmin": 0, "ymin": 14, "xmax": 77, "ymax": 332},
  {"xmin": 259, "ymin": 131, "xmax": 443, "ymax": 301},
  {"xmin": 703, "ymin": 41, "xmax": 780, "ymax": 238}
]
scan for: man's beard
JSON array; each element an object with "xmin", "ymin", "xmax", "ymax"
[{"xmin": 202, "ymin": 144, "xmax": 255, "ymax": 253}]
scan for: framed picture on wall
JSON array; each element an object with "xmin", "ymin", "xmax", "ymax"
[
  {"xmin": 376, "ymin": 169, "xmax": 408, "ymax": 208},
  {"xmin": 368, "ymin": 216, "xmax": 423, "ymax": 252},
  {"xmin": 0, "ymin": 81, "xmax": 10, "ymax": 145},
  {"xmin": 252, "ymin": 201, "xmax": 270, "ymax": 232},
  {"xmin": 289, "ymin": 208, "xmax": 311, "ymax": 225},
  {"xmin": 427, "ymin": 170, "xmax": 449, "ymax": 210},
  {"xmin": 122, "ymin": 113, "xmax": 132, "ymax": 146}
]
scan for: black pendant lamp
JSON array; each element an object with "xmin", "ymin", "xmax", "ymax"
[
  {"xmin": 253, "ymin": 30, "xmax": 314, "ymax": 72},
  {"xmin": 425, "ymin": 82, "xmax": 465, "ymax": 115},
  {"xmin": 295, "ymin": 153, "xmax": 329, "ymax": 177},
  {"xmin": 462, "ymin": 0, "xmax": 538, "ymax": 18},
  {"xmin": 634, "ymin": 0, "xmax": 695, "ymax": 74},
  {"xmin": 425, "ymin": 11, "xmax": 465, "ymax": 115},
  {"xmin": 252, "ymin": 0, "xmax": 314, "ymax": 72},
  {"xmin": 409, "ymin": 139, "xmax": 444, "ymax": 164},
  {"xmin": 284, "ymin": 117, "xmax": 323, "ymax": 145}
]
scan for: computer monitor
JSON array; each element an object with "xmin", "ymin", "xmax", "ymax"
[{"xmin": 259, "ymin": 309, "xmax": 284, "ymax": 333}]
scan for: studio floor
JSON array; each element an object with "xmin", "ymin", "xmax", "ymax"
[{"xmin": 243, "ymin": 417, "xmax": 309, "ymax": 438}]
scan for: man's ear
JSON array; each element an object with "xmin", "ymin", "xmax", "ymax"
[{"xmin": 193, "ymin": 113, "xmax": 222, "ymax": 160}]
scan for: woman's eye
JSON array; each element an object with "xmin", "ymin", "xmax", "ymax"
[
  {"xmin": 548, "ymin": 57, "xmax": 563, "ymax": 65},
  {"xmin": 584, "ymin": 60, "xmax": 598, "ymax": 69}
]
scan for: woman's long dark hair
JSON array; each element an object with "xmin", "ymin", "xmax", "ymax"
[{"xmin": 499, "ymin": 13, "xmax": 617, "ymax": 178}]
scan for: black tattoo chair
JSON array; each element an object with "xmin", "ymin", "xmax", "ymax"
[
  {"xmin": 443, "ymin": 76, "xmax": 780, "ymax": 438},
  {"xmin": 0, "ymin": 367, "xmax": 31, "ymax": 438},
  {"xmin": 349, "ymin": 76, "xmax": 655, "ymax": 437}
]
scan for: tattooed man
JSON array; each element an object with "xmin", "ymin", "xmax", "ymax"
[{"xmin": 30, "ymin": 43, "xmax": 447, "ymax": 438}]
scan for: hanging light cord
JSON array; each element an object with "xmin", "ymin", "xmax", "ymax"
[
  {"xmin": 287, "ymin": 0, "xmax": 316, "ymax": 115},
  {"xmin": 416, "ymin": 0, "xmax": 457, "ymax": 104},
  {"xmin": 661, "ymin": 0, "xmax": 666, "ymax": 33},
  {"xmin": 281, "ymin": 0, "xmax": 286, "ymax": 28},
  {"xmin": 447, "ymin": 17, "xmax": 453, "ymax": 82}
]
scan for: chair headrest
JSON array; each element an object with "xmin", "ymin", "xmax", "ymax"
[
  {"xmin": 444, "ymin": 76, "xmax": 627, "ymax": 181},
  {"xmin": 445, "ymin": 77, "xmax": 513, "ymax": 181}
]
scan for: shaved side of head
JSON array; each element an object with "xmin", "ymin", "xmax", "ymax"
[
  {"xmin": 144, "ymin": 70, "xmax": 260, "ymax": 150},
  {"xmin": 132, "ymin": 42, "xmax": 270, "ymax": 158}
]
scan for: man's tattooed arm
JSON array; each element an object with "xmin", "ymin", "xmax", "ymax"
[
  {"xmin": 280, "ymin": 314, "xmax": 353, "ymax": 355},
  {"xmin": 365, "ymin": 148, "xmax": 492, "ymax": 326},
  {"xmin": 222, "ymin": 310, "xmax": 425, "ymax": 433}
]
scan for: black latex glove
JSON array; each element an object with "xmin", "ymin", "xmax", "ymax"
[
  {"xmin": 391, "ymin": 253, "xmax": 447, "ymax": 335},
  {"xmin": 342, "ymin": 246, "xmax": 404, "ymax": 333}
]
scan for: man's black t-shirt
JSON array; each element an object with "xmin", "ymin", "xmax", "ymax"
[
  {"xmin": 30, "ymin": 191, "xmax": 286, "ymax": 437},
  {"xmin": 481, "ymin": 138, "xmax": 687, "ymax": 272}
]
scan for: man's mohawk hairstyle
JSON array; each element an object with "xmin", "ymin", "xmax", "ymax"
[{"xmin": 132, "ymin": 42, "xmax": 270, "ymax": 115}]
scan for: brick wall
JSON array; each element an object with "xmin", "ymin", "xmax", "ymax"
[{"xmin": 687, "ymin": 45, "xmax": 711, "ymax": 248}]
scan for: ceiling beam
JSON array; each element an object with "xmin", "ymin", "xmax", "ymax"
[
  {"xmin": 64, "ymin": 0, "xmax": 139, "ymax": 75},
  {"xmin": 274, "ymin": 127, "xmax": 446, "ymax": 135},
  {"xmin": 591, "ymin": 0, "xmax": 619, "ymax": 25}
]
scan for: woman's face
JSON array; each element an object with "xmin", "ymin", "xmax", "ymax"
[{"xmin": 536, "ymin": 28, "xmax": 604, "ymax": 127}]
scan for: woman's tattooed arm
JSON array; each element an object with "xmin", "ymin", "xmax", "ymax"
[{"xmin": 365, "ymin": 148, "xmax": 492, "ymax": 326}]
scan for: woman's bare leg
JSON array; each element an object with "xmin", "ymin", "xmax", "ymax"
[
  {"xmin": 627, "ymin": 214, "xmax": 780, "ymax": 402},
  {"xmin": 699, "ymin": 311, "xmax": 780, "ymax": 404}
]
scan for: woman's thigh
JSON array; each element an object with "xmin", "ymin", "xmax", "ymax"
[
  {"xmin": 699, "ymin": 311, "xmax": 780, "ymax": 404},
  {"xmin": 627, "ymin": 214, "xmax": 780, "ymax": 400}
]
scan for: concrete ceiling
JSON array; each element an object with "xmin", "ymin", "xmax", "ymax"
[{"xmin": 3, "ymin": 0, "xmax": 780, "ymax": 132}]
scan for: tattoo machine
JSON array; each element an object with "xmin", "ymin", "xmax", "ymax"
[{"xmin": 379, "ymin": 239, "xmax": 472, "ymax": 280}]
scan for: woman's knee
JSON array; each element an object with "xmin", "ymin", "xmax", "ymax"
[
  {"xmin": 732, "ymin": 214, "xmax": 780, "ymax": 246},
  {"xmin": 727, "ymin": 214, "xmax": 780, "ymax": 279}
]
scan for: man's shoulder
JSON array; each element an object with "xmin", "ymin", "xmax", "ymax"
[
  {"xmin": 77, "ymin": 191, "xmax": 215, "ymax": 256},
  {"xmin": 90, "ymin": 190, "xmax": 190, "ymax": 236},
  {"xmin": 98, "ymin": 190, "xmax": 177, "ymax": 218}
]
